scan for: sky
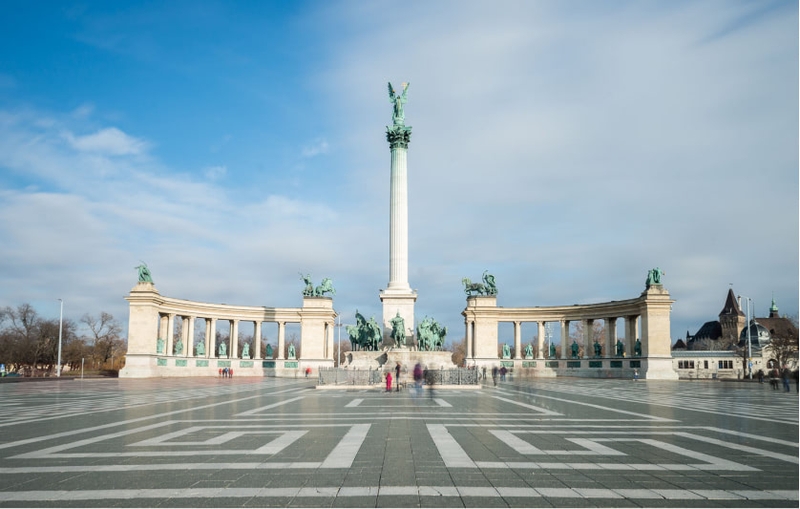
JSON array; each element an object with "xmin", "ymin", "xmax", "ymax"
[{"xmin": 0, "ymin": 0, "xmax": 797, "ymax": 347}]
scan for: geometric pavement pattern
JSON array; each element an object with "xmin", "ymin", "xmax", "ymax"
[{"xmin": 0, "ymin": 376, "xmax": 796, "ymax": 507}]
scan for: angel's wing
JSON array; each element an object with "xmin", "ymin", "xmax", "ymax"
[{"xmin": 388, "ymin": 82, "xmax": 395, "ymax": 101}]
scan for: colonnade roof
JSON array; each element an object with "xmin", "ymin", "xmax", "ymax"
[
  {"xmin": 127, "ymin": 293, "xmax": 304, "ymax": 322},
  {"xmin": 462, "ymin": 294, "xmax": 654, "ymax": 322}
]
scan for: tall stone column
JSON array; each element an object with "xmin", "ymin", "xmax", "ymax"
[
  {"xmin": 254, "ymin": 321, "xmax": 262, "ymax": 360},
  {"xmin": 380, "ymin": 107, "xmax": 417, "ymax": 341},
  {"xmin": 277, "ymin": 322, "xmax": 286, "ymax": 360},
  {"xmin": 513, "ymin": 321, "xmax": 521, "ymax": 359},
  {"xmin": 537, "ymin": 322, "xmax": 545, "ymax": 359},
  {"xmin": 186, "ymin": 317, "xmax": 194, "ymax": 357},
  {"xmin": 582, "ymin": 319, "xmax": 592, "ymax": 359},
  {"xmin": 560, "ymin": 320, "xmax": 569, "ymax": 360}
]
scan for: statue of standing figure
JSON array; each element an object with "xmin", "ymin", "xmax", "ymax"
[
  {"xmin": 173, "ymin": 338, "xmax": 183, "ymax": 355},
  {"xmin": 634, "ymin": 338, "xmax": 642, "ymax": 357},
  {"xmin": 218, "ymin": 342, "xmax": 227, "ymax": 357},
  {"xmin": 593, "ymin": 341, "xmax": 602, "ymax": 358},
  {"xmin": 482, "ymin": 270, "xmax": 498, "ymax": 295},
  {"xmin": 390, "ymin": 312, "xmax": 406, "ymax": 347},
  {"xmin": 265, "ymin": 343, "xmax": 273, "ymax": 358},
  {"xmin": 156, "ymin": 337, "xmax": 165, "ymax": 354},
  {"xmin": 241, "ymin": 343, "xmax": 250, "ymax": 359},
  {"xmin": 570, "ymin": 341, "xmax": 579, "ymax": 358},
  {"xmin": 524, "ymin": 343, "xmax": 533, "ymax": 359},
  {"xmin": 195, "ymin": 341, "xmax": 205, "ymax": 357},
  {"xmin": 549, "ymin": 342, "xmax": 557, "ymax": 358},
  {"xmin": 288, "ymin": 344, "xmax": 296, "ymax": 359},
  {"xmin": 502, "ymin": 343, "xmax": 511, "ymax": 359},
  {"xmin": 388, "ymin": 82, "xmax": 409, "ymax": 126},
  {"xmin": 616, "ymin": 339, "xmax": 625, "ymax": 357},
  {"xmin": 300, "ymin": 273, "xmax": 314, "ymax": 296}
]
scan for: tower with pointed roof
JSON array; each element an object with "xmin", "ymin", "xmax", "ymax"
[{"xmin": 718, "ymin": 288, "xmax": 745, "ymax": 344}]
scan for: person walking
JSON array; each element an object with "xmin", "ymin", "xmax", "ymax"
[
  {"xmin": 482, "ymin": 366, "xmax": 487, "ymax": 381},
  {"xmin": 500, "ymin": 366, "xmax": 507, "ymax": 382},
  {"xmin": 395, "ymin": 363, "xmax": 401, "ymax": 392},
  {"xmin": 413, "ymin": 362, "xmax": 423, "ymax": 396},
  {"xmin": 782, "ymin": 366, "xmax": 791, "ymax": 392},
  {"xmin": 633, "ymin": 368, "xmax": 639, "ymax": 381},
  {"xmin": 385, "ymin": 371, "xmax": 393, "ymax": 393},
  {"xmin": 491, "ymin": 366, "xmax": 498, "ymax": 387}
]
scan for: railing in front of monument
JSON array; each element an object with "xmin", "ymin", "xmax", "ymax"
[{"xmin": 317, "ymin": 368, "xmax": 479, "ymax": 386}]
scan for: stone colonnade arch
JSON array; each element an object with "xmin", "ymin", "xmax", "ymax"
[
  {"xmin": 462, "ymin": 285, "xmax": 678, "ymax": 380},
  {"xmin": 120, "ymin": 282, "xmax": 336, "ymax": 378}
]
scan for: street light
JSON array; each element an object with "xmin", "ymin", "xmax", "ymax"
[
  {"xmin": 57, "ymin": 299, "xmax": 63, "ymax": 377},
  {"xmin": 738, "ymin": 295, "xmax": 753, "ymax": 380}
]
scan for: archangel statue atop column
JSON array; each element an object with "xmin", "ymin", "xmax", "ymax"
[{"xmin": 388, "ymin": 82, "xmax": 409, "ymax": 126}]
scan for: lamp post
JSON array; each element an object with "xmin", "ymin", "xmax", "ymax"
[
  {"xmin": 739, "ymin": 295, "xmax": 753, "ymax": 380},
  {"xmin": 57, "ymin": 299, "xmax": 63, "ymax": 377}
]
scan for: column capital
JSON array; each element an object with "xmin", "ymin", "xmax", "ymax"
[{"xmin": 386, "ymin": 125, "xmax": 412, "ymax": 149}]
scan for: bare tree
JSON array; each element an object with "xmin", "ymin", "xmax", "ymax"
[
  {"xmin": 81, "ymin": 312, "xmax": 123, "ymax": 366},
  {"xmin": 767, "ymin": 335, "xmax": 799, "ymax": 370},
  {"xmin": 449, "ymin": 337, "xmax": 466, "ymax": 367}
]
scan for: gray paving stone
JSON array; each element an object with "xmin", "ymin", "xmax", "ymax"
[{"xmin": 0, "ymin": 377, "xmax": 796, "ymax": 508}]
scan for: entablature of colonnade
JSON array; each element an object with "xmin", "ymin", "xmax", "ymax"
[
  {"xmin": 462, "ymin": 294, "xmax": 650, "ymax": 323},
  {"xmin": 125, "ymin": 283, "xmax": 304, "ymax": 322},
  {"xmin": 153, "ymin": 295, "xmax": 303, "ymax": 323}
]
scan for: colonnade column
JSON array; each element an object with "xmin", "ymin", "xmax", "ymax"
[
  {"xmin": 186, "ymin": 316, "xmax": 195, "ymax": 357},
  {"xmin": 230, "ymin": 320, "xmax": 239, "ymax": 359},
  {"xmin": 513, "ymin": 321, "xmax": 521, "ymax": 359},
  {"xmin": 166, "ymin": 313, "xmax": 175, "ymax": 356},
  {"xmin": 158, "ymin": 315, "xmax": 168, "ymax": 345},
  {"xmin": 624, "ymin": 316, "xmax": 638, "ymax": 356},
  {"xmin": 209, "ymin": 318, "xmax": 217, "ymax": 357},
  {"xmin": 560, "ymin": 320, "xmax": 569, "ymax": 360},
  {"xmin": 327, "ymin": 322, "xmax": 335, "ymax": 360},
  {"xmin": 465, "ymin": 320, "xmax": 473, "ymax": 360},
  {"xmin": 605, "ymin": 318, "xmax": 616, "ymax": 358},
  {"xmin": 537, "ymin": 322, "xmax": 545, "ymax": 359},
  {"xmin": 254, "ymin": 321, "xmax": 262, "ymax": 360},
  {"xmin": 582, "ymin": 319, "xmax": 592, "ymax": 359},
  {"xmin": 277, "ymin": 322, "xmax": 286, "ymax": 360},
  {"xmin": 203, "ymin": 319, "xmax": 211, "ymax": 358}
]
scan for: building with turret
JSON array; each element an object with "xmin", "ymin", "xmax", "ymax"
[{"xmin": 672, "ymin": 289, "xmax": 798, "ymax": 379}]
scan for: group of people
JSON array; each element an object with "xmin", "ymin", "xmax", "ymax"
[
  {"xmin": 758, "ymin": 367, "xmax": 797, "ymax": 392},
  {"xmin": 384, "ymin": 362, "xmax": 435, "ymax": 398},
  {"xmin": 218, "ymin": 367, "xmax": 233, "ymax": 378}
]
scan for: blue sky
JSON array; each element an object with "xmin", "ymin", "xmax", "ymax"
[{"xmin": 0, "ymin": 0, "xmax": 797, "ymax": 346}]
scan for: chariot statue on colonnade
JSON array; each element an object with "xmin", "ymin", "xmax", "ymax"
[
  {"xmin": 462, "ymin": 270, "xmax": 498, "ymax": 296},
  {"xmin": 299, "ymin": 273, "xmax": 336, "ymax": 297}
]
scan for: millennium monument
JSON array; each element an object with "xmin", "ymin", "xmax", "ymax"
[{"xmin": 380, "ymin": 82, "xmax": 417, "ymax": 341}]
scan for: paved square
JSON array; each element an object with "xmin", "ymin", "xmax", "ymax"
[{"xmin": 0, "ymin": 377, "xmax": 796, "ymax": 507}]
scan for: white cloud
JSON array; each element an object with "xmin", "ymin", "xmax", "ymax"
[
  {"xmin": 301, "ymin": 138, "xmax": 329, "ymax": 158},
  {"xmin": 63, "ymin": 127, "xmax": 149, "ymax": 155},
  {"xmin": 204, "ymin": 165, "xmax": 227, "ymax": 180}
]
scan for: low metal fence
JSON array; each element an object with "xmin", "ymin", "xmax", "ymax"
[{"xmin": 318, "ymin": 367, "xmax": 478, "ymax": 386}]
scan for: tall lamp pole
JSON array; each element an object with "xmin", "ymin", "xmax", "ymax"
[
  {"xmin": 57, "ymin": 299, "xmax": 63, "ymax": 377},
  {"xmin": 739, "ymin": 295, "xmax": 753, "ymax": 379}
]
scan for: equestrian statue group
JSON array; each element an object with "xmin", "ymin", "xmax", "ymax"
[{"xmin": 346, "ymin": 311, "xmax": 383, "ymax": 351}]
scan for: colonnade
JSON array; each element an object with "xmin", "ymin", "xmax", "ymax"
[
  {"xmin": 464, "ymin": 315, "xmax": 641, "ymax": 360},
  {"xmin": 158, "ymin": 314, "xmax": 296, "ymax": 360},
  {"xmin": 121, "ymin": 281, "xmax": 337, "ymax": 377},
  {"xmin": 461, "ymin": 285, "xmax": 678, "ymax": 379}
]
